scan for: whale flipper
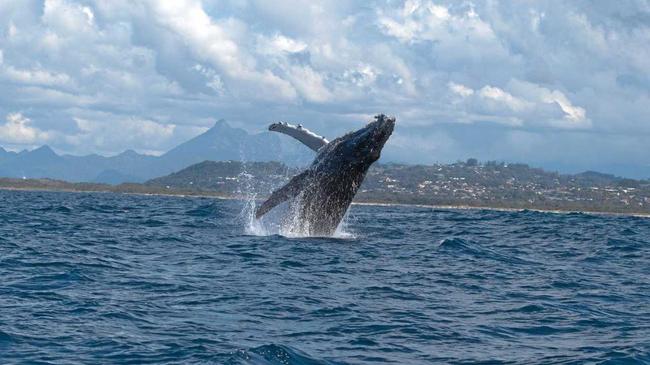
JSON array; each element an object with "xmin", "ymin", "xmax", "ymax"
[
  {"xmin": 256, "ymin": 170, "xmax": 310, "ymax": 218},
  {"xmin": 269, "ymin": 122, "xmax": 328, "ymax": 152}
]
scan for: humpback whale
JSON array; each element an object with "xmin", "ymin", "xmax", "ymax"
[{"xmin": 256, "ymin": 114, "xmax": 395, "ymax": 236}]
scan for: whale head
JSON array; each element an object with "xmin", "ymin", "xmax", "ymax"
[{"xmin": 346, "ymin": 114, "xmax": 395, "ymax": 164}]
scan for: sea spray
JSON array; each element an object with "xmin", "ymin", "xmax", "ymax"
[
  {"xmin": 333, "ymin": 208, "xmax": 356, "ymax": 239},
  {"xmin": 235, "ymin": 169, "xmax": 268, "ymax": 236},
  {"xmin": 237, "ymin": 166, "xmax": 355, "ymax": 238}
]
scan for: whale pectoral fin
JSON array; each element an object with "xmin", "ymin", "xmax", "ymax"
[
  {"xmin": 268, "ymin": 122, "xmax": 328, "ymax": 152},
  {"xmin": 255, "ymin": 171, "xmax": 310, "ymax": 219}
]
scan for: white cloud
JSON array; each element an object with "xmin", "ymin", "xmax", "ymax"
[
  {"xmin": 542, "ymin": 90, "xmax": 586, "ymax": 123},
  {"xmin": 445, "ymin": 79, "xmax": 589, "ymax": 129},
  {"xmin": 81, "ymin": 6, "xmax": 94, "ymax": 25},
  {"xmin": 478, "ymin": 85, "xmax": 531, "ymax": 112},
  {"xmin": 3, "ymin": 66, "xmax": 71, "ymax": 86},
  {"xmin": 448, "ymin": 82, "xmax": 474, "ymax": 97},
  {"xmin": 258, "ymin": 34, "xmax": 308, "ymax": 55},
  {"xmin": 284, "ymin": 65, "xmax": 332, "ymax": 103},
  {"xmin": 378, "ymin": 1, "xmax": 496, "ymax": 44},
  {"xmin": 148, "ymin": 0, "xmax": 297, "ymax": 101},
  {"xmin": 0, "ymin": 0, "xmax": 646, "ymax": 172},
  {"xmin": 0, "ymin": 113, "xmax": 50, "ymax": 144},
  {"xmin": 42, "ymin": 0, "xmax": 96, "ymax": 35},
  {"xmin": 192, "ymin": 64, "xmax": 225, "ymax": 93},
  {"xmin": 8, "ymin": 21, "xmax": 17, "ymax": 38},
  {"xmin": 508, "ymin": 79, "xmax": 590, "ymax": 129},
  {"xmin": 71, "ymin": 116, "xmax": 176, "ymax": 151},
  {"xmin": 345, "ymin": 64, "xmax": 379, "ymax": 88}
]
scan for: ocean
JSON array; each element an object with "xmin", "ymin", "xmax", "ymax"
[{"xmin": 0, "ymin": 189, "xmax": 649, "ymax": 364}]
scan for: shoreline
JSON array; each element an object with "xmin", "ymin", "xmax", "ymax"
[
  {"xmin": 351, "ymin": 201, "xmax": 650, "ymax": 219},
  {"xmin": 2, "ymin": 185, "xmax": 649, "ymax": 219},
  {"xmin": 0, "ymin": 185, "xmax": 236, "ymax": 200}
]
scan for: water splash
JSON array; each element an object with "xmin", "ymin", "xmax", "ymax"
[
  {"xmin": 238, "ymin": 176, "xmax": 355, "ymax": 239},
  {"xmin": 333, "ymin": 208, "xmax": 356, "ymax": 239},
  {"xmin": 241, "ymin": 192, "xmax": 269, "ymax": 236},
  {"xmin": 235, "ymin": 169, "xmax": 269, "ymax": 236}
]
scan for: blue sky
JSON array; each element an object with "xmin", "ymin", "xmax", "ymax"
[{"xmin": 0, "ymin": 1, "xmax": 649, "ymax": 175}]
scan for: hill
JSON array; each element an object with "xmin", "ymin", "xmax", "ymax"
[
  {"xmin": 146, "ymin": 160, "xmax": 298, "ymax": 195},
  {"xmin": 3, "ymin": 158, "xmax": 649, "ymax": 215},
  {"xmin": 145, "ymin": 159, "xmax": 650, "ymax": 215}
]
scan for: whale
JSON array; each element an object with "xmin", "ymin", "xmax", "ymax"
[{"xmin": 256, "ymin": 114, "xmax": 395, "ymax": 236}]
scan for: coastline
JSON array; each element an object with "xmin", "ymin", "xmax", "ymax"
[
  {"xmin": 3, "ymin": 184, "xmax": 649, "ymax": 219},
  {"xmin": 351, "ymin": 201, "xmax": 650, "ymax": 219},
  {"xmin": 0, "ymin": 185, "xmax": 235, "ymax": 200}
]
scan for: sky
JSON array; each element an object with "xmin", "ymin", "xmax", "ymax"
[{"xmin": 0, "ymin": 0, "xmax": 649, "ymax": 176}]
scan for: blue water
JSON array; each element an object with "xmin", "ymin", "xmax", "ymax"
[{"xmin": 1, "ymin": 190, "xmax": 649, "ymax": 364}]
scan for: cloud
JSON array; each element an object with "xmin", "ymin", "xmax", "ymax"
[
  {"xmin": 284, "ymin": 65, "xmax": 333, "ymax": 103},
  {"xmin": 148, "ymin": 0, "xmax": 297, "ymax": 101},
  {"xmin": 3, "ymin": 65, "xmax": 71, "ymax": 86},
  {"xmin": 0, "ymin": 113, "xmax": 50, "ymax": 144},
  {"xmin": 378, "ymin": 1, "xmax": 496, "ymax": 44},
  {"xmin": 192, "ymin": 64, "xmax": 225, "ymax": 94},
  {"xmin": 478, "ymin": 86, "xmax": 531, "ymax": 113},
  {"xmin": 447, "ymin": 79, "xmax": 590, "ymax": 129},
  {"xmin": 69, "ymin": 114, "xmax": 178, "ymax": 154},
  {"xmin": 257, "ymin": 34, "xmax": 308, "ymax": 55},
  {"xmin": 42, "ymin": 0, "xmax": 95, "ymax": 35},
  {"xmin": 448, "ymin": 82, "xmax": 474, "ymax": 97},
  {"xmin": 0, "ymin": 0, "xmax": 647, "ymax": 175},
  {"xmin": 508, "ymin": 79, "xmax": 591, "ymax": 129}
]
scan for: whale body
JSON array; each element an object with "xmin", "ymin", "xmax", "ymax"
[{"xmin": 256, "ymin": 114, "xmax": 395, "ymax": 236}]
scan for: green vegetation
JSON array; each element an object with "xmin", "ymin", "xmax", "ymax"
[
  {"xmin": 3, "ymin": 160, "xmax": 650, "ymax": 216},
  {"xmin": 358, "ymin": 161, "xmax": 650, "ymax": 215}
]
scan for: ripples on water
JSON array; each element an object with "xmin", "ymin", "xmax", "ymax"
[{"xmin": 0, "ymin": 190, "xmax": 649, "ymax": 364}]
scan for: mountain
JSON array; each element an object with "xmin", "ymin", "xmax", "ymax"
[
  {"xmin": 0, "ymin": 147, "xmax": 17, "ymax": 164},
  {"xmin": 0, "ymin": 146, "xmax": 69, "ymax": 180},
  {"xmin": 0, "ymin": 120, "xmax": 310, "ymax": 184},
  {"xmin": 156, "ymin": 119, "xmax": 288, "ymax": 174}
]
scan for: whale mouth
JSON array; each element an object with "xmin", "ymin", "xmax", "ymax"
[
  {"xmin": 361, "ymin": 114, "xmax": 394, "ymax": 161},
  {"xmin": 373, "ymin": 114, "xmax": 395, "ymax": 146}
]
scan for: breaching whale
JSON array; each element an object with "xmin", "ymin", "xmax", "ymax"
[{"xmin": 256, "ymin": 114, "xmax": 395, "ymax": 236}]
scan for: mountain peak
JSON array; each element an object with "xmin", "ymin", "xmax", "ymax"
[
  {"xmin": 206, "ymin": 119, "xmax": 231, "ymax": 134},
  {"xmin": 212, "ymin": 118, "xmax": 228, "ymax": 128},
  {"xmin": 118, "ymin": 149, "xmax": 140, "ymax": 157},
  {"xmin": 32, "ymin": 145, "xmax": 57, "ymax": 156}
]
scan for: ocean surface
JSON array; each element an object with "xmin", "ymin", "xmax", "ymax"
[{"xmin": 0, "ymin": 190, "xmax": 649, "ymax": 364}]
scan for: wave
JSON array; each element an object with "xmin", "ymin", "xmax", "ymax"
[
  {"xmin": 437, "ymin": 237, "xmax": 538, "ymax": 265},
  {"xmin": 2, "ymin": 189, "xmax": 650, "ymax": 364},
  {"xmin": 38, "ymin": 205, "xmax": 73, "ymax": 213},
  {"xmin": 186, "ymin": 203, "xmax": 226, "ymax": 218},
  {"xmin": 225, "ymin": 344, "xmax": 346, "ymax": 365},
  {"xmin": 0, "ymin": 330, "xmax": 14, "ymax": 347}
]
